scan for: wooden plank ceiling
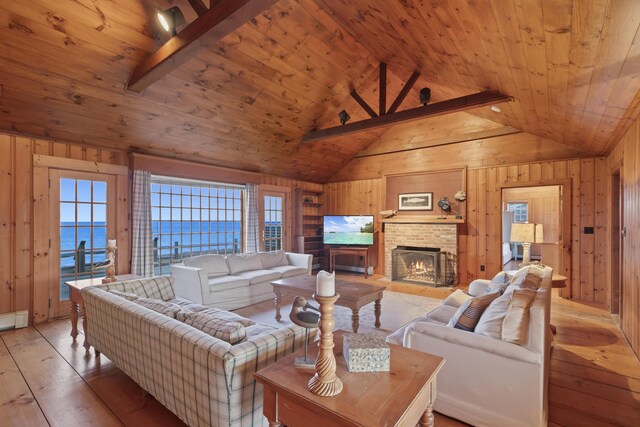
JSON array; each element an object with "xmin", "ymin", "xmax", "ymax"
[{"xmin": 0, "ymin": 0, "xmax": 639, "ymax": 182}]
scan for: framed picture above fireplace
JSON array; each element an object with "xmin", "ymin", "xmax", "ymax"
[{"xmin": 398, "ymin": 192, "xmax": 433, "ymax": 211}]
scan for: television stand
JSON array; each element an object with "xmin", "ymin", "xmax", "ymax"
[{"xmin": 329, "ymin": 246, "xmax": 370, "ymax": 279}]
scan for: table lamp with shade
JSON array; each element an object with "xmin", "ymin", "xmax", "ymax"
[{"xmin": 510, "ymin": 223, "xmax": 544, "ymax": 265}]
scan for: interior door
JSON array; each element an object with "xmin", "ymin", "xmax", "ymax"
[
  {"xmin": 258, "ymin": 187, "xmax": 290, "ymax": 252},
  {"xmin": 49, "ymin": 170, "xmax": 116, "ymax": 319}
]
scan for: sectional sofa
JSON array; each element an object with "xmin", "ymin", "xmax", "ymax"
[
  {"xmin": 170, "ymin": 251, "xmax": 312, "ymax": 310},
  {"xmin": 82, "ymin": 275, "xmax": 307, "ymax": 427}
]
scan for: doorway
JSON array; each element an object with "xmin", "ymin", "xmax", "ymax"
[
  {"xmin": 258, "ymin": 186, "xmax": 291, "ymax": 252},
  {"xmin": 611, "ymin": 169, "xmax": 623, "ymax": 322},
  {"xmin": 49, "ymin": 170, "xmax": 116, "ymax": 319},
  {"xmin": 501, "ymin": 185, "xmax": 566, "ymax": 280}
]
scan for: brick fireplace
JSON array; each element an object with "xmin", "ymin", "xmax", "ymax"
[{"xmin": 384, "ymin": 223, "xmax": 457, "ymax": 285}]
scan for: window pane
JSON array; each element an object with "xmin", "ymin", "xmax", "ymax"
[
  {"xmin": 93, "ymin": 204, "xmax": 106, "ymax": 224},
  {"xmin": 60, "ymin": 179, "xmax": 75, "ymax": 201},
  {"xmin": 77, "ymin": 204, "xmax": 91, "ymax": 223},
  {"xmin": 93, "ymin": 181, "xmax": 107, "ymax": 203},
  {"xmin": 77, "ymin": 180, "xmax": 92, "ymax": 202},
  {"xmin": 60, "ymin": 203, "xmax": 75, "ymax": 224}
]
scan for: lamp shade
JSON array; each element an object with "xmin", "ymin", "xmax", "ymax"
[{"xmin": 510, "ymin": 223, "xmax": 544, "ymax": 243}]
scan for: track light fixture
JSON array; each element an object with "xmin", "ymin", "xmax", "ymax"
[
  {"xmin": 157, "ymin": 6, "xmax": 185, "ymax": 37},
  {"xmin": 338, "ymin": 109, "xmax": 350, "ymax": 125},
  {"xmin": 419, "ymin": 87, "xmax": 431, "ymax": 105}
]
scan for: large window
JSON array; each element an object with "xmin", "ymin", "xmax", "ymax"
[
  {"xmin": 507, "ymin": 202, "xmax": 528, "ymax": 223},
  {"xmin": 151, "ymin": 176, "xmax": 244, "ymax": 274}
]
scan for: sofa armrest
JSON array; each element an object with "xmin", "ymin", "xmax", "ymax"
[
  {"xmin": 169, "ymin": 264, "xmax": 208, "ymax": 304},
  {"xmin": 404, "ymin": 321, "xmax": 540, "ymax": 365},
  {"xmin": 468, "ymin": 279, "xmax": 491, "ymax": 297},
  {"xmin": 286, "ymin": 252, "xmax": 312, "ymax": 275}
]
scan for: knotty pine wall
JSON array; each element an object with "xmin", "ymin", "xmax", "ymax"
[
  {"xmin": 0, "ymin": 131, "xmax": 321, "ymax": 322},
  {"xmin": 606, "ymin": 117, "xmax": 640, "ymax": 359},
  {"xmin": 0, "ymin": 133, "xmax": 128, "ymax": 320},
  {"xmin": 325, "ymin": 158, "xmax": 609, "ymax": 305}
]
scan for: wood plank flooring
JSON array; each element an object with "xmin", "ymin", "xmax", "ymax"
[{"xmin": 1, "ymin": 274, "xmax": 638, "ymax": 426}]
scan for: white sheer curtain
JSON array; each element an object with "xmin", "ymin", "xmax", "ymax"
[
  {"xmin": 131, "ymin": 170, "xmax": 154, "ymax": 276},
  {"xmin": 245, "ymin": 184, "xmax": 259, "ymax": 253}
]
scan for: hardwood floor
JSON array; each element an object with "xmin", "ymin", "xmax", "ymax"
[{"xmin": 1, "ymin": 275, "xmax": 638, "ymax": 426}]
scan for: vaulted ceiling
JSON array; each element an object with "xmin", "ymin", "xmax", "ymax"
[{"xmin": 0, "ymin": 0, "xmax": 639, "ymax": 182}]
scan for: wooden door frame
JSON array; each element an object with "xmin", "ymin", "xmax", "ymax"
[
  {"xmin": 610, "ymin": 165, "xmax": 623, "ymax": 318},
  {"xmin": 48, "ymin": 170, "xmax": 117, "ymax": 319},
  {"xmin": 499, "ymin": 179, "xmax": 572, "ymax": 296},
  {"xmin": 32, "ymin": 155, "xmax": 128, "ymax": 324},
  {"xmin": 258, "ymin": 185, "xmax": 292, "ymax": 251}
]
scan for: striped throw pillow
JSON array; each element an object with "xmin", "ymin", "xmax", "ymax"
[
  {"xmin": 447, "ymin": 292, "xmax": 501, "ymax": 332},
  {"xmin": 135, "ymin": 298, "xmax": 181, "ymax": 318},
  {"xmin": 182, "ymin": 311, "xmax": 246, "ymax": 344}
]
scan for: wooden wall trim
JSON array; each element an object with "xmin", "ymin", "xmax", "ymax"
[
  {"xmin": 131, "ymin": 153, "xmax": 264, "ymax": 185},
  {"xmin": 34, "ymin": 155, "xmax": 128, "ymax": 175}
]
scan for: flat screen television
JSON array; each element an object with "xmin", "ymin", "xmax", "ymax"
[{"xmin": 323, "ymin": 215, "xmax": 374, "ymax": 246}]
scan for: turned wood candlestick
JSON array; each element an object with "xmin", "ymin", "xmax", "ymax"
[{"xmin": 308, "ymin": 293, "xmax": 343, "ymax": 397}]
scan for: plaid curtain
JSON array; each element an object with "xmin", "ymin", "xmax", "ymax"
[
  {"xmin": 131, "ymin": 170, "xmax": 154, "ymax": 276},
  {"xmin": 245, "ymin": 184, "xmax": 260, "ymax": 253}
]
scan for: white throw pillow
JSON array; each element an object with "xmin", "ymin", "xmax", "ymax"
[
  {"xmin": 443, "ymin": 289, "xmax": 473, "ymax": 308},
  {"xmin": 184, "ymin": 254, "xmax": 229, "ymax": 278},
  {"xmin": 486, "ymin": 271, "xmax": 510, "ymax": 294},
  {"xmin": 474, "ymin": 288, "xmax": 515, "ymax": 339}
]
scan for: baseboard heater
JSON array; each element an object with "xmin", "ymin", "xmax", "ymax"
[{"xmin": 0, "ymin": 311, "xmax": 29, "ymax": 331}]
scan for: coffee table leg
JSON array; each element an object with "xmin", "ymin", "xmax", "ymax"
[
  {"xmin": 70, "ymin": 301, "xmax": 79, "ymax": 340},
  {"xmin": 274, "ymin": 291, "xmax": 282, "ymax": 322},
  {"xmin": 419, "ymin": 402, "xmax": 435, "ymax": 427},
  {"xmin": 351, "ymin": 308, "xmax": 360, "ymax": 333},
  {"xmin": 374, "ymin": 298, "xmax": 382, "ymax": 329}
]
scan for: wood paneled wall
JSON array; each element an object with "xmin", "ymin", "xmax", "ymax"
[
  {"xmin": 0, "ymin": 133, "xmax": 128, "ymax": 321},
  {"xmin": 0, "ymin": 132, "xmax": 320, "ymax": 323},
  {"xmin": 326, "ymin": 159, "xmax": 609, "ymax": 305},
  {"xmin": 606, "ymin": 117, "xmax": 640, "ymax": 359}
]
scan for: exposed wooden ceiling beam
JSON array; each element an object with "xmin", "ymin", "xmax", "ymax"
[
  {"xmin": 302, "ymin": 91, "xmax": 513, "ymax": 143},
  {"xmin": 187, "ymin": 0, "xmax": 209, "ymax": 16},
  {"xmin": 355, "ymin": 126, "xmax": 523, "ymax": 157},
  {"xmin": 127, "ymin": 0, "xmax": 278, "ymax": 93},
  {"xmin": 387, "ymin": 71, "xmax": 420, "ymax": 114},
  {"xmin": 350, "ymin": 90, "xmax": 378, "ymax": 118}
]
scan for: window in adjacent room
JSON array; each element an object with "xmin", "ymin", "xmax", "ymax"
[
  {"xmin": 507, "ymin": 202, "xmax": 528, "ymax": 223},
  {"xmin": 151, "ymin": 176, "xmax": 244, "ymax": 275}
]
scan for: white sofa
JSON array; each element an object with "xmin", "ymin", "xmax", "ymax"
[
  {"xmin": 387, "ymin": 265, "xmax": 553, "ymax": 427},
  {"xmin": 82, "ymin": 275, "xmax": 308, "ymax": 427},
  {"xmin": 170, "ymin": 251, "xmax": 312, "ymax": 310}
]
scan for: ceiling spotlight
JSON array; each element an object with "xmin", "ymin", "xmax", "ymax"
[
  {"xmin": 338, "ymin": 109, "xmax": 350, "ymax": 125},
  {"xmin": 490, "ymin": 105, "xmax": 502, "ymax": 113},
  {"xmin": 157, "ymin": 6, "xmax": 185, "ymax": 36},
  {"xmin": 419, "ymin": 87, "xmax": 431, "ymax": 105}
]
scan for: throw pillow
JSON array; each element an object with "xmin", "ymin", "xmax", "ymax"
[
  {"xmin": 135, "ymin": 298, "xmax": 182, "ymax": 318},
  {"xmin": 259, "ymin": 250, "xmax": 289, "ymax": 269},
  {"xmin": 507, "ymin": 265, "xmax": 531, "ymax": 288},
  {"xmin": 176, "ymin": 306, "xmax": 255, "ymax": 327},
  {"xmin": 108, "ymin": 289, "xmax": 139, "ymax": 301},
  {"xmin": 442, "ymin": 289, "xmax": 473, "ymax": 308},
  {"xmin": 520, "ymin": 264, "xmax": 545, "ymax": 290},
  {"xmin": 182, "ymin": 311, "xmax": 246, "ymax": 344},
  {"xmin": 447, "ymin": 292, "xmax": 501, "ymax": 332},
  {"xmin": 486, "ymin": 271, "xmax": 510, "ymax": 294},
  {"xmin": 474, "ymin": 289, "xmax": 514, "ymax": 339},
  {"xmin": 502, "ymin": 288, "xmax": 538, "ymax": 344}
]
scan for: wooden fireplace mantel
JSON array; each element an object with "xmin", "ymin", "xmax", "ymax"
[{"xmin": 379, "ymin": 215, "xmax": 464, "ymax": 224}]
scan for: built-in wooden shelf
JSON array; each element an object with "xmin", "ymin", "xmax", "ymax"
[{"xmin": 379, "ymin": 215, "xmax": 465, "ymax": 224}]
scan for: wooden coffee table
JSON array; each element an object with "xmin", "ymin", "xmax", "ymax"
[
  {"xmin": 271, "ymin": 276, "xmax": 386, "ymax": 333},
  {"xmin": 255, "ymin": 330, "xmax": 445, "ymax": 427}
]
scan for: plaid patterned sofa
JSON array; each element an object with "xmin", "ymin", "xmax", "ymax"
[{"xmin": 82, "ymin": 275, "xmax": 307, "ymax": 427}]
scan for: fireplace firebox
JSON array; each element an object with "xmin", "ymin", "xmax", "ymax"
[{"xmin": 391, "ymin": 246, "xmax": 451, "ymax": 287}]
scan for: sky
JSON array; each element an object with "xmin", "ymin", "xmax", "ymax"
[
  {"xmin": 59, "ymin": 179, "xmax": 107, "ymax": 223},
  {"xmin": 324, "ymin": 215, "xmax": 373, "ymax": 233}
]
